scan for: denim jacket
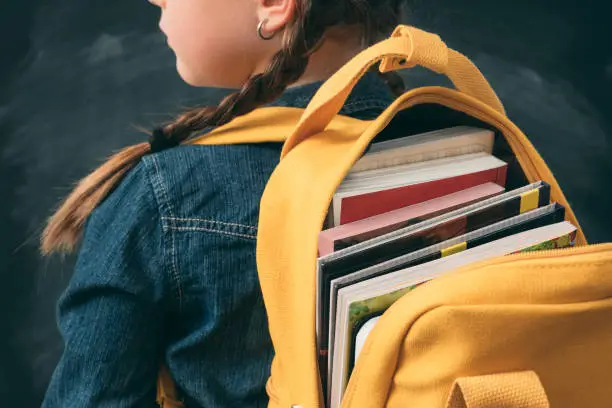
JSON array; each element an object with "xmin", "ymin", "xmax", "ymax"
[{"xmin": 43, "ymin": 73, "xmax": 394, "ymax": 408}]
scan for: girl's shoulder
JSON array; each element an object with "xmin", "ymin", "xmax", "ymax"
[{"xmin": 139, "ymin": 143, "xmax": 282, "ymax": 225}]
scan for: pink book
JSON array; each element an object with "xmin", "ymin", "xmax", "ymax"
[{"xmin": 318, "ymin": 182, "xmax": 505, "ymax": 256}]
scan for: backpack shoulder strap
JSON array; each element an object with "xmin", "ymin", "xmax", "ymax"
[
  {"xmin": 281, "ymin": 25, "xmax": 505, "ymax": 157},
  {"xmin": 187, "ymin": 106, "xmax": 364, "ymax": 146}
]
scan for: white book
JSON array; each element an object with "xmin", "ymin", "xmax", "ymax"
[
  {"xmin": 353, "ymin": 316, "xmax": 380, "ymax": 365},
  {"xmin": 351, "ymin": 126, "xmax": 495, "ymax": 173},
  {"xmin": 328, "ymin": 221, "xmax": 577, "ymax": 408}
]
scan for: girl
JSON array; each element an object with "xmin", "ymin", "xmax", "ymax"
[{"xmin": 42, "ymin": 0, "xmax": 406, "ymax": 406}]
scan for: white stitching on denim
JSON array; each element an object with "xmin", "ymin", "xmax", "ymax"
[
  {"xmin": 342, "ymin": 99, "xmax": 389, "ymax": 111},
  {"xmin": 161, "ymin": 217, "xmax": 258, "ymax": 231},
  {"xmin": 149, "ymin": 156, "xmax": 183, "ymax": 309},
  {"xmin": 170, "ymin": 226, "xmax": 257, "ymax": 240},
  {"xmin": 150, "ymin": 156, "xmax": 175, "ymax": 218},
  {"xmin": 344, "ymin": 98, "xmax": 388, "ymax": 106}
]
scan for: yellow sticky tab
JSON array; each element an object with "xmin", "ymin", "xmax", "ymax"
[
  {"xmin": 520, "ymin": 189, "xmax": 540, "ymax": 213},
  {"xmin": 441, "ymin": 242, "xmax": 467, "ymax": 257}
]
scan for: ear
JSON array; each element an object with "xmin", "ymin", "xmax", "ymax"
[{"xmin": 254, "ymin": 0, "xmax": 298, "ymax": 33}]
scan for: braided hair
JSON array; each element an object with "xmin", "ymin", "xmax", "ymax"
[{"xmin": 42, "ymin": 0, "xmax": 406, "ymax": 254}]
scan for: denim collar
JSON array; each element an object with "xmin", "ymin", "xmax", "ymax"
[{"xmin": 267, "ymin": 71, "xmax": 394, "ymax": 116}]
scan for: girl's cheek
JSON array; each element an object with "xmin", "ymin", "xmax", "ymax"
[{"xmin": 159, "ymin": 0, "xmax": 267, "ymax": 87}]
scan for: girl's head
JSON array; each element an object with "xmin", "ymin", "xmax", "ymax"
[
  {"xmin": 42, "ymin": 0, "xmax": 406, "ymax": 254},
  {"xmin": 151, "ymin": 0, "xmax": 403, "ymax": 88}
]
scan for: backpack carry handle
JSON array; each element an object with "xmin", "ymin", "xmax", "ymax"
[
  {"xmin": 446, "ymin": 371, "xmax": 550, "ymax": 408},
  {"xmin": 281, "ymin": 25, "xmax": 505, "ymax": 158}
]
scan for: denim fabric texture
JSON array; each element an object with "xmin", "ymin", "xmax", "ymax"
[{"xmin": 42, "ymin": 72, "xmax": 394, "ymax": 408}]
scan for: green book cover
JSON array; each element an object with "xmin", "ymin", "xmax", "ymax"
[{"xmin": 346, "ymin": 285, "xmax": 418, "ymax": 351}]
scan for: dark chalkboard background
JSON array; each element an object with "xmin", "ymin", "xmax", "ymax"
[{"xmin": 1, "ymin": 1, "xmax": 610, "ymax": 406}]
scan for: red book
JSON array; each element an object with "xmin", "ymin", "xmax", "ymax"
[{"xmin": 332, "ymin": 153, "xmax": 507, "ymax": 226}]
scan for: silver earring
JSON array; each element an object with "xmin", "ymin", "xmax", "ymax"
[{"xmin": 257, "ymin": 19, "xmax": 275, "ymax": 40}]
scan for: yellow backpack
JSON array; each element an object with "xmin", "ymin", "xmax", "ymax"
[{"xmin": 157, "ymin": 25, "xmax": 612, "ymax": 408}]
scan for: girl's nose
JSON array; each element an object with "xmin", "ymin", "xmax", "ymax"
[{"xmin": 148, "ymin": 0, "xmax": 166, "ymax": 9}]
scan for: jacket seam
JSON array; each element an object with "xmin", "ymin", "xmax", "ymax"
[
  {"xmin": 283, "ymin": 96, "xmax": 389, "ymax": 114},
  {"xmin": 161, "ymin": 217, "xmax": 258, "ymax": 231},
  {"xmin": 341, "ymin": 99, "xmax": 390, "ymax": 114},
  {"xmin": 168, "ymin": 225, "xmax": 257, "ymax": 240},
  {"xmin": 147, "ymin": 155, "xmax": 175, "ymax": 217},
  {"xmin": 144, "ymin": 155, "xmax": 183, "ymax": 311}
]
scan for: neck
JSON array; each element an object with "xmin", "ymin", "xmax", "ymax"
[{"xmin": 290, "ymin": 26, "xmax": 365, "ymax": 87}]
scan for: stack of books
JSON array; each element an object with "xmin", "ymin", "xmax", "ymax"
[{"xmin": 316, "ymin": 126, "xmax": 577, "ymax": 407}]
